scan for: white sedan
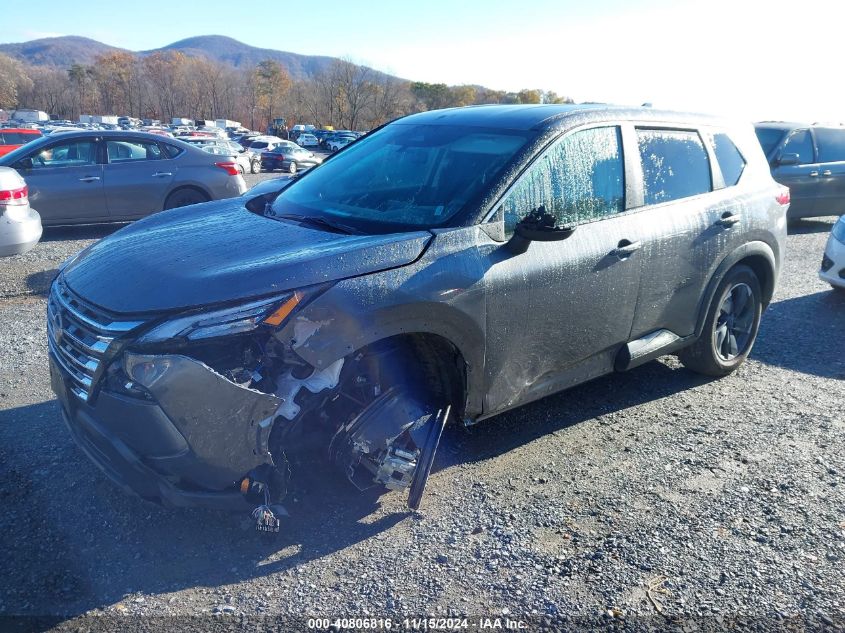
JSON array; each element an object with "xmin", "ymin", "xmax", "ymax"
[
  {"xmin": 0, "ymin": 167, "xmax": 41, "ymax": 256},
  {"xmin": 297, "ymin": 133, "xmax": 320, "ymax": 147},
  {"xmin": 201, "ymin": 145, "xmax": 254, "ymax": 175},
  {"xmin": 820, "ymin": 215, "xmax": 845, "ymax": 292}
]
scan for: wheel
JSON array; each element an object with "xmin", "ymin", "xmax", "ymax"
[
  {"xmin": 250, "ymin": 160, "xmax": 261, "ymax": 174},
  {"xmin": 163, "ymin": 188, "xmax": 210, "ymax": 210},
  {"xmin": 678, "ymin": 265, "xmax": 762, "ymax": 376},
  {"xmin": 238, "ymin": 164, "xmax": 245, "ymax": 175},
  {"xmin": 288, "ymin": 162, "xmax": 297, "ymax": 175}
]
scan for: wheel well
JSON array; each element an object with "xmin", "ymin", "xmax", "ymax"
[
  {"xmin": 165, "ymin": 185, "xmax": 211, "ymax": 205},
  {"xmin": 358, "ymin": 333, "xmax": 468, "ymax": 419},
  {"xmin": 737, "ymin": 255, "xmax": 775, "ymax": 306}
]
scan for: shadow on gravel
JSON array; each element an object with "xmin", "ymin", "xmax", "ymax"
[
  {"xmin": 25, "ymin": 268, "xmax": 58, "ymax": 296},
  {"xmin": 437, "ymin": 357, "xmax": 713, "ymax": 466},
  {"xmin": 753, "ymin": 289, "xmax": 845, "ymax": 379},
  {"xmin": 41, "ymin": 224, "xmax": 125, "ymax": 243},
  {"xmin": 0, "ymin": 359, "xmax": 711, "ymax": 621},
  {"xmin": 0, "ymin": 400, "xmax": 406, "ymax": 620},
  {"xmin": 787, "ymin": 217, "xmax": 836, "ymax": 235}
]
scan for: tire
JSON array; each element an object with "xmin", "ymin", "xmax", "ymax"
[
  {"xmin": 288, "ymin": 162, "xmax": 297, "ymax": 175},
  {"xmin": 163, "ymin": 188, "xmax": 210, "ymax": 210},
  {"xmin": 250, "ymin": 160, "xmax": 261, "ymax": 174},
  {"xmin": 678, "ymin": 265, "xmax": 762, "ymax": 377},
  {"xmin": 238, "ymin": 164, "xmax": 245, "ymax": 175}
]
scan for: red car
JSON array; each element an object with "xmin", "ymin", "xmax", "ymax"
[{"xmin": 0, "ymin": 128, "xmax": 42, "ymax": 157}]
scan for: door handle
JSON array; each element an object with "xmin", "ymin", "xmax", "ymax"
[
  {"xmin": 822, "ymin": 170, "xmax": 832, "ymax": 176},
  {"xmin": 716, "ymin": 213, "xmax": 741, "ymax": 227},
  {"xmin": 809, "ymin": 171, "xmax": 819, "ymax": 177},
  {"xmin": 613, "ymin": 240, "xmax": 642, "ymax": 259},
  {"xmin": 152, "ymin": 172, "xmax": 173, "ymax": 177},
  {"xmin": 78, "ymin": 176, "xmax": 100, "ymax": 183}
]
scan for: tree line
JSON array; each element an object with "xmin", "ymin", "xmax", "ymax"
[{"xmin": 0, "ymin": 50, "xmax": 573, "ymax": 131}]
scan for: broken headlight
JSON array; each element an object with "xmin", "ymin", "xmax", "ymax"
[{"xmin": 137, "ymin": 292, "xmax": 303, "ymax": 344}]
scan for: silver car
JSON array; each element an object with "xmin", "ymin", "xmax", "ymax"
[
  {"xmin": 0, "ymin": 166, "xmax": 41, "ymax": 256},
  {"xmin": 0, "ymin": 131, "xmax": 246, "ymax": 225}
]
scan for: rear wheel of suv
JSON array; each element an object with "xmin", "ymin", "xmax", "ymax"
[{"xmin": 679, "ymin": 265, "xmax": 762, "ymax": 377}]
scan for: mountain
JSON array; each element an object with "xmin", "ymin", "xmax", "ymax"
[
  {"xmin": 0, "ymin": 35, "xmax": 395, "ymax": 82},
  {"xmin": 0, "ymin": 36, "xmax": 126, "ymax": 67},
  {"xmin": 153, "ymin": 35, "xmax": 342, "ymax": 79}
]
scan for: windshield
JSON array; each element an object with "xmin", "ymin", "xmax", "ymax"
[
  {"xmin": 271, "ymin": 123, "xmax": 532, "ymax": 232},
  {"xmin": 755, "ymin": 128, "xmax": 786, "ymax": 157}
]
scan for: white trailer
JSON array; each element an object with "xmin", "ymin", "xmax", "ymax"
[
  {"xmin": 215, "ymin": 119, "xmax": 240, "ymax": 129},
  {"xmin": 171, "ymin": 117, "xmax": 193, "ymax": 126},
  {"xmin": 12, "ymin": 109, "xmax": 50, "ymax": 123}
]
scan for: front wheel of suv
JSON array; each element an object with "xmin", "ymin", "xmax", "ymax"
[{"xmin": 678, "ymin": 265, "xmax": 762, "ymax": 377}]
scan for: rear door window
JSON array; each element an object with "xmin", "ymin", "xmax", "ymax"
[
  {"xmin": 780, "ymin": 129, "xmax": 814, "ymax": 164},
  {"xmin": 106, "ymin": 139, "xmax": 163, "ymax": 163},
  {"xmin": 712, "ymin": 133, "xmax": 746, "ymax": 187},
  {"xmin": 814, "ymin": 128, "xmax": 845, "ymax": 163},
  {"xmin": 637, "ymin": 129, "xmax": 711, "ymax": 205}
]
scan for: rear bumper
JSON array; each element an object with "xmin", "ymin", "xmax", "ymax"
[
  {"xmin": 820, "ymin": 234, "xmax": 845, "ymax": 288},
  {"xmin": 0, "ymin": 207, "xmax": 42, "ymax": 256}
]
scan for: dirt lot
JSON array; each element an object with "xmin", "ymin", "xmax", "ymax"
[{"xmin": 0, "ymin": 196, "xmax": 843, "ymax": 631}]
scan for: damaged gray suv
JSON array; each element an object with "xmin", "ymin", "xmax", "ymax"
[{"xmin": 48, "ymin": 105, "xmax": 788, "ymax": 517}]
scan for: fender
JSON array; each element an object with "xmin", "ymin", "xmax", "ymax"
[
  {"xmin": 693, "ymin": 240, "xmax": 779, "ymax": 339},
  {"xmin": 276, "ymin": 227, "xmax": 489, "ymax": 418}
]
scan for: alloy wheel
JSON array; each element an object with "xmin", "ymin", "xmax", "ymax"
[{"xmin": 712, "ymin": 282, "xmax": 756, "ymax": 361}]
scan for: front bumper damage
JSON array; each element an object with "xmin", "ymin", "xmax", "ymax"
[{"xmin": 51, "ymin": 345, "xmax": 447, "ymax": 514}]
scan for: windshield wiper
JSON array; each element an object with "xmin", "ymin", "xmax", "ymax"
[{"xmin": 272, "ymin": 213, "xmax": 362, "ymax": 235}]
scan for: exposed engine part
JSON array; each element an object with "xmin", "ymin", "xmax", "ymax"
[
  {"xmin": 275, "ymin": 358, "xmax": 345, "ymax": 420},
  {"xmin": 329, "ymin": 386, "xmax": 441, "ymax": 503}
]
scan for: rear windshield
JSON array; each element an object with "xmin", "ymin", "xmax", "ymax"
[
  {"xmin": 0, "ymin": 132, "xmax": 41, "ymax": 145},
  {"xmin": 754, "ymin": 128, "xmax": 785, "ymax": 157},
  {"xmin": 251, "ymin": 142, "xmax": 270, "ymax": 149},
  {"xmin": 272, "ymin": 123, "xmax": 533, "ymax": 232}
]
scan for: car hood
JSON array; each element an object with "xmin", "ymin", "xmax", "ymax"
[{"xmin": 63, "ymin": 198, "xmax": 432, "ymax": 314}]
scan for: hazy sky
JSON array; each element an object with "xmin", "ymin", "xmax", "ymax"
[{"xmin": 5, "ymin": 0, "xmax": 844, "ymax": 123}]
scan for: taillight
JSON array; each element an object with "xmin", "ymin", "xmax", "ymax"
[
  {"xmin": 776, "ymin": 187, "xmax": 790, "ymax": 206},
  {"xmin": 0, "ymin": 185, "xmax": 28, "ymax": 205},
  {"xmin": 214, "ymin": 161, "xmax": 239, "ymax": 176}
]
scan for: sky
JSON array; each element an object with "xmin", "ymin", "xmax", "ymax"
[{"xmin": 4, "ymin": 0, "xmax": 845, "ymax": 123}]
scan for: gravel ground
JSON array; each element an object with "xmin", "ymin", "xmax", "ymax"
[{"xmin": 0, "ymin": 202, "xmax": 843, "ymax": 632}]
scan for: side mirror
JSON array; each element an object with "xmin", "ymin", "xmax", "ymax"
[
  {"xmin": 15, "ymin": 157, "xmax": 33, "ymax": 170},
  {"xmin": 506, "ymin": 207, "xmax": 575, "ymax": 254},
  {"xmin": 777, "ymin": 153, "xmax": 800, "ymax": 166}
]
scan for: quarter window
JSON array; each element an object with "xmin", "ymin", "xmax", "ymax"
[
  {"xmin": 637, "ymin": 129, "xmax": 711, "ymax": 204},
  {"xmin": 780, "ymin": 129, "xmax": 814, "ymax": 164},
  {"xmin": 814, "ymin": 128, "xmax": 845, "ymax": 163},
  {"xmin": 502, "ymin": 126, "xmax": 624, "ymax": 233},
  {"xmin": 712, "ymin": 133, "xmax": 746, "ymax": 187}
]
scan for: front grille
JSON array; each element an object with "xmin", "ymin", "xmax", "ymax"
[{"xmin": 47, "ymin": 279, "xmax": 145, "ymax": 402}]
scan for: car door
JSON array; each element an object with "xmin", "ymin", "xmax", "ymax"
[
  {"xmin": 12, "ymin": 137, "xmax": 104, "ymax": 224},
  {"xmin": 102, "ymin": 137, "xmax": 173, "ymax": 219},
  {"xmin": 479, "ymin": 125, "xmax": 643, "ymax": 414},
  {"xmin": 627, "ymin": 127, "xmax": 745, "ymax": 340},
  {"xmin": 770, "ymin": 128, "xmax": 819, "ymax": 218},
  {"xmin": 812, "ymin": 127, "xmax": 845, "ymax": 216}
]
